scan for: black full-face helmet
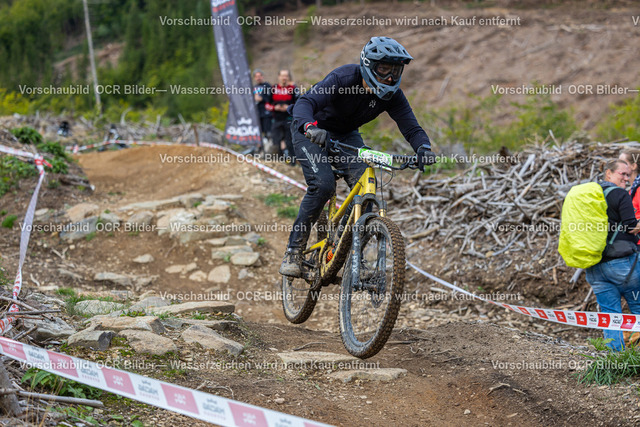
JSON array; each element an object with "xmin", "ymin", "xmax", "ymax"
[{"xmin": 360, "ymin": 36, "xmax": 413, "ymax": 101}]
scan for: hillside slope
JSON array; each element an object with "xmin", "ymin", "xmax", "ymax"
[{"xmin": 248, "ymin": 2, "xmax": 640, "ymax": 132}]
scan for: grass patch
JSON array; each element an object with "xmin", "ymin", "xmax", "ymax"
[
  {"xmin": 277, "ymin": 206, "xmax": 299, "ymax": 219},
  {"xmin": 575, "ymin": 338, "xmax": 640, "ymax": 385},
  {"xmin": 120, "ymin": 310, "xmax": 145, "ymax": 317},
  {"xmin": 262, "ymin": 193, "xmax": 299, "ymax": 219},
  {"xmin": 1, "ymin": 214, "xmax": 17, "ymax": 228},
  {"xmin": 264, "ymin": 193, "xmax": 297, "ymax": 207},
  {"xmin": 55, "ymin": 287, "xmax": 76, "ymax": 296},
  {"xmin": 191, "ymin": 311, "xmax": 207, "ymax": 320},
  {"xmin": 22, "ymin": 368, "xmax": 102, "ymax": 400}
]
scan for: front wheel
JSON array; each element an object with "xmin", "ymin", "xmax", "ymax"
[{"xmin": 339, "ymin": 216, "xmax": 405, "ymax": 358}]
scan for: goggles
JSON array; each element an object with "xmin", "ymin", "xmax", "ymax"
[{"xmin": 372, "ymin": 62, "xmax": 404, "ymax": 83}]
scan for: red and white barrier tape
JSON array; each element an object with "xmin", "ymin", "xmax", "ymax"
[
  {"xmin": 0, "ymin": 145, "xmax": 51, "ymax": 335},
  {"xmin": 0, "ymin": 336, "xmax": 331, "ymax": 427},
  {"xmin": 408, "ymin": 261, "xmax": 640, "ymax": 332}
]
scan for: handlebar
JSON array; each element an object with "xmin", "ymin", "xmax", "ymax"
[{"xmin": 328, "ymin": 139, "xmax": 419, "ymax": 171}]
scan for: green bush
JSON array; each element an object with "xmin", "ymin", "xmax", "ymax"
[
  {"xmin": 597, "ymin": 91, "xmax": 640, "ymax": 142},
  {"xmin": 0, "ymin": 156, "xmax": 38, "ymax": 196},
  {"xmin": 498, "ymin": 91, "xmax": 577, "ymax": 147},
  {"xmin": 10, "ymin": 127, "xmax": 43, "ymax": 145},
  {"xmin": 420, "ymin": 89, "xmax": 577, "ymax": 154},
  {"xmin": 294, "ymin": 6, "xmax": 316, "ymax": 45},
  {"xmin": 46, "ymin": 157, "xmax": 69, "ymax": 174},
  {"xmin": 1, "ymin": 215, "xmax": 17, "ymax": 228},
  {"xmin": 37, "ymin": 140, "xmax": 70, "ymax": 161}
]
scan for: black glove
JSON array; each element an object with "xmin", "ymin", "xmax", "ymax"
[
  {"xmin": 416, "ymin": 145, "xmax": 437, "ymax": 172},
  {"xmin": 304, "ymin": 124, "xmax": 328, "ymax": 147}
]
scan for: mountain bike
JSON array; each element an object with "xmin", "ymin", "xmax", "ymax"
[{"xmin": 281, "ymin": 140, "xmax": 419, "ymax": 358}]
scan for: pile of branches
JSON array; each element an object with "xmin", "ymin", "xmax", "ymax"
[
  {"xmin": 391, "ymin": 140, "xmax": 632, "ymax": 292},
  {"xmin": 0, "ymin": 288, "xmax": 101, "ymax": 424}
]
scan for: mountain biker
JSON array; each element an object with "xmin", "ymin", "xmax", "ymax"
[{"xmin": 279, "ymin": 36, "xmax": 437, "ymax": 278}]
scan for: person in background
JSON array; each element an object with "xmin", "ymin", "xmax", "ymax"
[
  {"xmin": 586, "ymin": 159, "xmax": 640, "ymax": 351},
  {"xmin": 253, "ymin": 69, "xmax": 272, "ymax": 151},
  {"xmin": 619, "ymin": 148, "xmax": 640, "ymax": 219},
  {"xmin": 267, "ymin": 69, "xmax": 298, "ymax": 165}
]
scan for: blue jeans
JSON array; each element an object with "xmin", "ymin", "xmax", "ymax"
[{"xmin": 586, "ymin": 253, "xmax": 640, "ymax": 351}]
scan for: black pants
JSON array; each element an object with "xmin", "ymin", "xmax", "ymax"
[
  {"xmin": 287, "ymin": 124, "xmax": 368, "ymax": 249},
  {"xmin": 271, "ymin": 118, "xmax": 294, "ymax": 160},
  {"xmin": 260, "ymin": 115, "xmax": 272, "ymax": 138}
]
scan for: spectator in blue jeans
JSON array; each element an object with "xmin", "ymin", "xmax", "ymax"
[{"xmin": 586, "ymin": 159, "xmax": 640, "ymax": 351}]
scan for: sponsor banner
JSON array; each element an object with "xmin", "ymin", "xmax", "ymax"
[
  {"xmin": 408, "ymin": 261, "xmax": 640, "ymax": 332},
  {"xmin": 211, "ymin": 0, "xmax": 261, "ymax": 146},
  {"xmin": 0, "ymin": 337, "xmax": 333, "ymax": 427}
]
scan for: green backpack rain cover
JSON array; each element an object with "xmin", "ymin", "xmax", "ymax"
[{"xmin": 558, "ymin": 182, "xmax": 617, "ymax": 268}]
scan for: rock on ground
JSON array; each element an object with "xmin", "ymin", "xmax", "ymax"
[
  {"xmin": 327, "ymin": 368, "xmax": 408, "ymax": 383},
  {"xmin": 128, "ymin": 297, "xmax": 170, "ymax": 312},
  {"xmin": 126, "ymin": 211, "xmax": 154, "ymax": 227},
  {"xmin": 132, "ymin": 254, "xmax": 154, "ymax": 264},
  {"xmin": 67, "ymin": 329, "xmax": 115, "ymax": 351},
  {"xmin": 23, "ymin": 318, "xmax": 76, "ymax": 341},
  {"xmin": 93, "ymin": 272, "xmax": 132, "ymax": 287},
  {"xmin": 208, "ymin": 265, "xmax": 231, "ymax": 283},
  {"xmin": 66, "ymin": 203, "xmax": 99, "ymax": 222},
  {"xmin": 149, "ymin": 301, "xmax": 235, "ymax": 316},
  {"xmin": 119, "ymin": 330, "xmax": 178, "ymax": 355},
  {"xmin": 60, "ymin": 216, "xmax": 98, "ymax": 242},
  {"xmin": 181, "ymin": 325, "xmax": 243, "ymax": 356},
  {"xmin": 230, "ymin": 252, "xmax": 260, "ymax": 266},
  {"xmin": 74, "ymin": 300, "xmax": 125, "ymax": 316},
  {"xmin": 211, "ymin": 245, "xmax": 252, "ymax": 260},
  {"xmin": 165, "ymin": 263, "xmax": 198, "ymax": 275},
  {"xmin": 90, "ymin": 316, "xmax": 165, "ymax": 334},
  {"xmin": 188, "ymin": 270, "xmax": 208, "ymax": 282}
]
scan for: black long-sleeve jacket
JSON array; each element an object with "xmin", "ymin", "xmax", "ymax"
[{"xmin": 289, "ymin": 64, "xmax": 430, "ymax": 152}]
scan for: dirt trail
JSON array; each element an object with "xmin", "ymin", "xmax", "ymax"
[{"xmin": 51, "ymin": 145, "xmax": 636, "ymax": 426}]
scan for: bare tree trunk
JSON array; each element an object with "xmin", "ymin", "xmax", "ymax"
[{"xmin": 316, "ymin": 0, "xmax": 322, "ymax": 8}]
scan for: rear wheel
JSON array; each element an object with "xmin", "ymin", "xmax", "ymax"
[
  {"xmin": 339, "ymin": 216, "xmax": 405, "ymax": 358},
  {"xmin": 282, "ymin": 213, "xmax": 327, "ymax": 324}
]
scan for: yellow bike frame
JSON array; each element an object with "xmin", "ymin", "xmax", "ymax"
[{"xmin": 304, "ymin": 165, "xmax": 378, "ymax": 276}]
